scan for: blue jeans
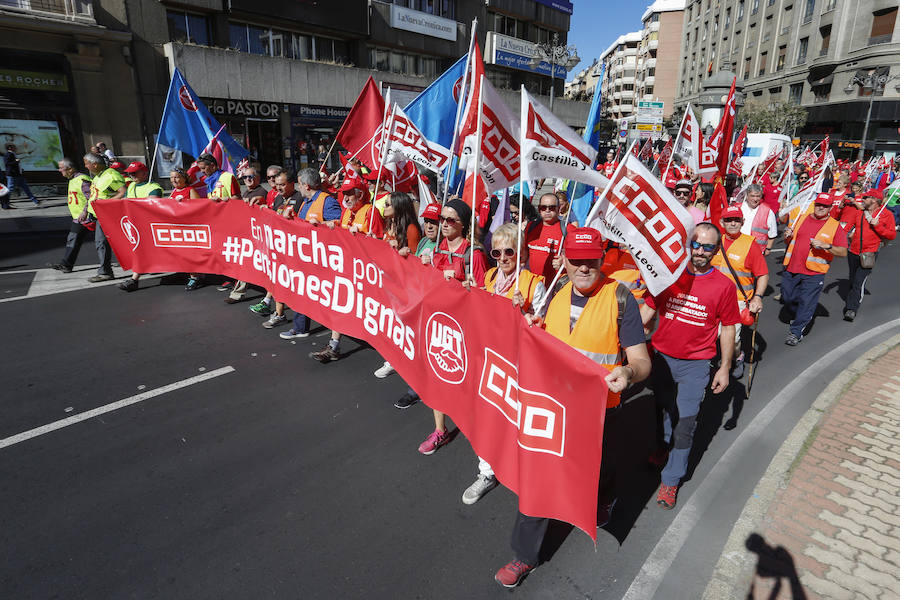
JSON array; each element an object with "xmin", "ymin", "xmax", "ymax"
[
  {"xmin": 888, "ymin": 205, "xmax": 900, "ymax": 225},
  {"xmin": 6, "ymin": 175, "xmax": 36, "ymax": 203},
  {"xmin": 653, "ymin": 352, "xmax": 710, "ymax": 487},
  {"xmin": 292, "ymin": 311, "xmax": 310, "ymax": 334},
  {"xmin": 780, "ymin": 271, "xmax": 825, "ymax": 338}
]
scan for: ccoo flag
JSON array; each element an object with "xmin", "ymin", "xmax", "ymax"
[
  {"xmin": 157, "ymin": 68, "xmax": 248, "ymax": 163},
  {"xmin": 404, "ymin": 54, "xmax": 467, "ymax": 152}
]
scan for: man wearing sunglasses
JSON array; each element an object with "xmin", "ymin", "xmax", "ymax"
[
  {"xmin": 781, "ymin": 194, "xmax": 848, "ymax": 345},
  {"xmin": 239, "ymin": 168, "xmax": 267, "ymax": 205},
  {"xmin": 524, "ymin": 192, "xmax": 566, "ymax": 281},
  {"xmin": 640, "ymin": 223, "xmax": 741, "ymax": 511},
  {"xmin": 261, "ymin": 165, "xmax": 283, "ymax": 209}
]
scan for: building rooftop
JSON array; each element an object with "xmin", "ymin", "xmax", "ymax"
[
  {"xmin": 641, "ymin": 0, "xmax": 687, "ymax": 21},
  {"xmin": 600, "ymin": 31, "xmax": 642, "ymax": 60}
]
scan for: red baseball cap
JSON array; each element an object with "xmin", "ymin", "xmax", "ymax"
[
  {"xmin": 813, "ymin": 192, "xmax": 832, "ymax": 205},
  {"xmin": 421, "ymin": 203, "xmax": 441, "ymax": 221},
  {"xmin": 563, "ymin": 227, "xmax": 605, "ymax": 260},
  {"xmin": 124, "ymin": 161, "xmax": 148, "ymax": 173},
  {"xmin": 722, "ymin": 205, "xmax": 743, "ymax": 220},
  {"xmin": 110, "ymin": 161, "xmax": 124, "ymax": 171},
  {"xmin": 863, "ymin": 189, "xmax": 883, "ymax": 200},
  {"xmin": 339, "ymin": 177, "xmax": 365, "ymax": 193}
]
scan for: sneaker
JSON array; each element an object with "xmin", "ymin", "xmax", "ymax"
[
  {"xmin": 393, "ymin": 393, "xmax": 419, "ymax": 410},
  {"xmin": 784, "ymin": 332, "xmax": 801, "ymax": 346},
  {"xmin": 224, "ymin": 296, "xmax": 242, "ymax": 304},
  {"xmin": 731, "ymin": 353, "xmax": 745, "ymax": 379},
  {"xmin": 185, "ymin": 277, "xmax": 202, "ymax": 291},
  {"xmin": 843, "ymin": 309, "xmax": 856, "ymax": 322},
  {"xmin": 279, "ymin": 328, "xmax": 309, "ymax": 339},
  {"xmin": 418, "ymin": 428, "xmax": 450, "ymax": 455},
  {"xmin": 648, "ymin": 447, "xmax": 670, "ymax": 469},
  {"xmin": 773, "ymin": 292, "xmax": 782, "ymax": 301},
  {"xmin": 657, "ymin": 484, "xmax": 678, "ymax": 510},
  {"xmin": 118, "ymin": 278, "xmax": 138, "ymax": 292},
  {"xmin": 374, "ymin": 361, "xmax": 395, "ymax": 378},
  {"xmin": 217, "ymin": 281, "xmax": 234, "ymax": 292},
  {"xmin": 597, "ymin": 498, "xmax": 618, "ymax": 527},
  {"xmin": 309, "ymin": 347, "xmax": 340, "ymax": 363},
  {"xmin": 494, "ymin": 560, "xmax": 535, "ymax": 588},
  {"xmin": 249, "ymin": 301, "xmax": 272, "ymax": 316},
  {"xmin": 48, "ymin": 263, "xmax": 72, "ymax": 273},
  {"xmin": 262, "ymin": 314, "xmax": 287, "ymax": 329},
  {"xmin": 462, "ymin": 474, "xmax": 498, "ymax": 505},
  {"xmin": 88, "ymin": 274, "xmax": 113, "ymax": 283}
]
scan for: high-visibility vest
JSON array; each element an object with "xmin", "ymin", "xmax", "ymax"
[
  {"xmin": 66, "ymin": 173, "xmax": 91, "ymax": 219},
  {"xmin": 711, "ymin": 234, "xmax": 756, "ymax": 298},
  {"xmin": 784, "ymin": 215, "xmax": 840, "ymax": 274},
  {"xmin": 303, "ymin": 191, "xmax": 331, "ymax": 223},
  {"xmin": 340, "ymin": 203, "xmax": 372, "ymax": 232},
  {"xmin": 545, "ymin": 280, "xmax": 623, "ymax": 408},
  {"xmin": 607, "ymin": 267, "xmax": 647, "ymax": 305},
  {"xmin": 209, "ymin": 171, "xmax": 237, "ymax": 200},
  {"xmin": 484, "ymin": 268, "xmax": 543, "ymax": 313},
  {"xmin": 126, "ymin": 180, "xmax": 164, "ymax": 198},
  {"xmin": 749, "ymin": 204, "xmax": 773, "ymax": 246}
]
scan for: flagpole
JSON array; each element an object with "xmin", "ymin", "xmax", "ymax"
[
  {"xmin": 663, "ymin": 104, "xmax": 690, "ymax": 186},
  {"xmin": 371, "ymin": 99, "xmax": 395, "ymax": 233},
  {"xmin": 441, "ymin": 17, "xmax": 477, "ymax": 208},
  {"xmin": 318, "ymin": 137, "xmax": 339, "ymax": 172},
  {"xmin": 516, "ymin": 84, "xmax": 527, "ymax": 295},
  {"xmin": 469, "ymin": 74, "xmax": 485, "ymax": 284}
]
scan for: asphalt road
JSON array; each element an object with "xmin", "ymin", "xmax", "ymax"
[{"xmin": 2, "ymin": 229, "xmax": 898, "ymax": 599}]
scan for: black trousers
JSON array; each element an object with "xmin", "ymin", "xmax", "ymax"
[
  {"xmin": 845, "ymin": 252, "xmax": 872, "ymax": 313},
  {"xmin": 510, "ymin": 406, "xmax": 622, "ymax": 566},
  {"xmin": 61, "ymin": 220, "xmax": 93, "ymax": 269}
]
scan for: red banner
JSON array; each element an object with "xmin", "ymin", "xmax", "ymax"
[{"xmin": 94, "ymin": 198, "xmax": 610, "ymax": 541}]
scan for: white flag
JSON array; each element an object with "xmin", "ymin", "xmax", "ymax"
[
  {"xmin": 457, "ymin": 76, "xmax": 520, "ymax": 193},
  {"xmin": 672, "ymin": 104, "xmax": 700, "ymax": 174},
  {"xmin": 779, "ymin": 154, "xmax": 833, "ymax": 218},
  {"xmin": 383, "ymin": 104, "xmax": 452, "ymax": 173},
  {"xmin": 584, "ymin": 152, "xmax": 695, "ymax": 295}
]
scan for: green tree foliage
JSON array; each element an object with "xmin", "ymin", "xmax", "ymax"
[{"xmin": 737, "ymin": 100, "xmax": 807, "ymax": 136}]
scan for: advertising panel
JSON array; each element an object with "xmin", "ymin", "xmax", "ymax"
[{"xmin": 0, "ymin": 119, "xmax": 64, "ymax": 171}]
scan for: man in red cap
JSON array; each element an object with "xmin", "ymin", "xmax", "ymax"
[
  {"xmin": 780, "ymin": 195, "xmax": 848, "ymax": 344},
  {"xmin": 640, "ymin": 223, "xmax": 741, "ymax": 510},
  {"xmin": 494, "ymin": 227, "xmax": 651, "ymax": 588},
  {"xmin": 835, "ymin": 188, "xmax": 896, "ymax": 321},
  {"xmin": 711, "ymin": 205, "xmax": 769, "ymax": 378}
]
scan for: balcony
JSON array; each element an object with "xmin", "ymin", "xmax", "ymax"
[
  {"xmin": 0, "ymin": 0, "xmax": 94, "ymax": 23},
  {"xmin": 619, "ymin": 103, "xmax": 634, "ymax": 113},
  {"xmin": 868, "ymin": 34, "xmax": 892, "ymax": 46},
  {"xmin": 644, "ymin": 57, "xmax": 656, "ymax": 68},
  {"xmin": 644, "ymin": 75, "xmax": 655, "ymax": 85},
  {"xmin": 646, "ymin": 21, "xmax": 660, "ymax": 33},
  {"xmin": 648, "ymin": 39, "xmax": 658, "ymax": 50}
]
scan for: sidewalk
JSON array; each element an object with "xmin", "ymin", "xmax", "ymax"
[
  {"xmin": 0, "ymin": 195, "xmax": 74, "ymax": 233},
  {"xmin": 705, "ymin": 334, "xmax": 900, "ymax": 599}
]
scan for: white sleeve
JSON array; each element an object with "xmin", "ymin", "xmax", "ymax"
[{"xmin": 766, "ymin": 209, "xmax": 778, "ymax": 237}]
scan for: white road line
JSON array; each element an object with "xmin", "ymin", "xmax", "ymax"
[
  {"xmin": 0, "ymin": 366, "xmax": 235, "ymax": 450},
  {"xmin": 622, "ymin": 317, "xmax": 900, "ymax": 600},
  {"xmin": 0, "ymin": 267, "xmax": 174, "ymax": 303}
]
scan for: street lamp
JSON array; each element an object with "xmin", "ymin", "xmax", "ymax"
[
  {"xmin": 843, "ymin": 69, "xmax": 900, "ymax": 161},
  {"xmin": 530, "ymin": 32, "xmax": 580, "ymax": 112}
]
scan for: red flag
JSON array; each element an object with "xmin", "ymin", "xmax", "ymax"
[
  {"xmin": 708, "ymin": 182, "xmax": 729, "ymax": 229},
  {"xmin": 710, "ymin": 77, "xmax": 736, "ymax": 178},
  {"xmin": 639, "ymin": 138, "xmax": 653, "ymax": 162},
  {"xmin": 728, "ymin": 125, "xmax": 747, "ymax": 175},
  {"xmin": 631, "ymin": 142, "xmax": 640, "ymax": 157},
  {"xmin": 458, "ymin": 40, "xmax": 487, "ymax": 149},
  {"xmin": 335, "ymin": 77, "xmax": 385, "ymax": 156}
]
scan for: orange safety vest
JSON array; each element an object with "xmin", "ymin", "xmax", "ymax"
[
  {"xmin": 544, "ymin": 280, "xmax": 623, "ymax": 408},
  {"xmin": 484, "ymin": 268, "xmax": 543, "ymax": 313},
  {"xmin": 711, "ymin": 234, "xmax": 756, "ymax": 298},
  {"xmin": 340, "ymin": 203, "xmax": 372, "ymax": 232},
  {"xmin": 606, "ymin": 267, "xmax": 646, "ymax": 305},
  {"xmin": 303, "ymin": 191, "xmax": 330, "ymax": 223},
  {"xmin": 784, "ymin": 215, "xmax": 840, "ymax": 274}
]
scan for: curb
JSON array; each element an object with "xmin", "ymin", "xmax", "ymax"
[{"xmin": 702, "ymin": 332, "xmax": 900, "ymax": 600}]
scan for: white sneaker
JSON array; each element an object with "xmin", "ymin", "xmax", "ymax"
[
  {"xmin": 374, "ymin": 361, "xmax": 395, "ymax": 378},
  {"xmin": 262, "ymin": 313, "xmax": 287, "ymax": 329},
  {"xmin": 462, "ymin": 474, "xmax": 498, "ymax": 505}
]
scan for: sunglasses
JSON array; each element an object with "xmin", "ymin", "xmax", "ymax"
[
  {"xmin": 813, "ymin": 203, "xmax": 831, "ymax": 208},
  {"xmin": 674, "ymin": 190, "xmax": 691, "ymax": 196},
  {"xmin": 267, "ymin": 175, "xmax": 277, "ymax": 180},
  {"xmin": 690, "ymin": 240, "xmax": 718, "ymax": 252},
  {"xmin": 538, "ymin": 204, "xmax": 558, "ymax": 211},
  {"xmin": 240, "ymin": 175, "xmax": 256, "ymax": 181},
  {"xmin": 440, "ymin": 216, "xmax": 461, "ymax": 225},
  {"xmin": 799, "ymin": 177, "xmax": 809, "ymax": 181},
  {"xmin": 424, "ymin": 219, "xmax": 439, "ymax": 225},
  {"xmin": 723, "ymin": 218, "xmax": 742, "ymax": 223},
  {"xmin": 490, "ymin": 248, "xmax": 516, "ymax": 259}
]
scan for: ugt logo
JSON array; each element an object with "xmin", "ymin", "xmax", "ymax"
[{"xmin": 425, "ymin": 312, "xmax": 467, "ymax": 384}]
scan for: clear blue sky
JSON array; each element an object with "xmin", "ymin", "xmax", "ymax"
[{"xmin": 566, "ymin": 2, "xmax": 650, "ymax": 81}]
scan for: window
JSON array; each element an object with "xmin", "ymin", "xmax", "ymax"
[
  {"xmin": 167, "ymin": 10, "xmax": 211, "ymax": 46},
  {"xmin": 758, "ymin": 51, "xmax": 767, "ymax": 75},
  {"xmin": 229, "ymin": 23, "xmax": 350, "ymax": 64},
  {"xmin": 494, "ymin": 13, "xmax": 521, "ymax": 38},
  {"xmin": 751, "ymin": 0, "xmax": 759, "ymax": 15},
  {"xmin": 534, "ymin": 26, "xmax": 552, "ymax": 44},
  {"xmin": 797, "ymin": 36, "xmax": 808, "ymax": 64},
  {"xmin": 392, "ymin": 0, "xmax": 455, "ymax": 19},
  {"xmin": 823, "ymin": 0, "xmax": 836, "ymax": 11},
  {"xmin": 869, "ymin": 8, "xmax": 897, "ymax": 45},
  {"xmin": 738, "ymin": 0, "xmax": 744, "ymax": 21},
  {"xmin": 725, "ymin": 7, "xmax": 731, "ymax": 27},
  {"xmin": 819, "ymin": 24, "xmax": 831, "ymax": 54},
  {"xmin": 789, "ymin": 82, "xmax": 803, "ymax": 103},
  {"xmin": 803, "ymin": 0, "xmax": 815, "ymax": 22},
  {"xmin": 777, "ymin": 45, "xmax": 786, "ymax": 70},
  {"xmin": 744, "ymin": 56, "xmax": 751, "ymax": 79},
  {"xmin": 812, "ymin": 84, "xmax": 830, "ymax": 102},
  {"xmin": 369, "ymin": 47, "xmax": 436, "ymax": 77}
]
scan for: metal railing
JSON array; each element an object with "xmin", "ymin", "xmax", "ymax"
[{"xmin": 0, "ymin": 0, "xmax": 94, "ymax": 22}]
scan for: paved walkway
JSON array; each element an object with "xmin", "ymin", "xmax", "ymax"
[{"xmin": 706, "ymin": 335, "xmax": 900, "ymax": 599}]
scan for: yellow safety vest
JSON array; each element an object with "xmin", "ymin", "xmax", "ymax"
[
  {"xmin": 784, "ymin": 215, "xmax": 840, "ymax": 274},
  {"xmin": 126, "ymin": 181, "xmax": 164, "ymax": 198},
  {"xmin": 209, "ymin": 171, "xmax": 237, "ymax": 200},
  {"xmin": 67, "ymin": 173, "xmax": 91, "ymax": 219},
  {"xmin": 711, "ymin": 234, "xmax": 756, "ymax": 298},
  {"xmin": 484, "ymin": 268, "xmax": 543, "ymax": 313}
]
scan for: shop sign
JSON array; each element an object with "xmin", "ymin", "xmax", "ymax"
[
  {"xmin": 206, "ymin": 98, "xmax": 282, "ymax": 118},
  {"xmin": 390, "ymin": 4, "xmax": 457, "ymax": 42},
  {"xmin": 0, "ymin": 69, "xmax": 68, "ymax": 92},
  {"xmin": 534, "ymin": 0, "xmax": 573, "ymax": 14},
  {"xmin": 289, "ymin": 104, "xmax": 351, "ymax": 125},
  {"xmin": 489, "ymin": 33, "xmax": 568, "ymax": 79}
]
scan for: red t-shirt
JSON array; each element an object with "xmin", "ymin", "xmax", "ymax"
[
  {"xmin": 722, "ymin": 236, "xmax": 768, "ymax": 277},
  {"xmin": 646, "ymin": 268, "xmax": 741, "ymax": 360},
  {"xmin": 525, "ymin": 220, "xmax": 564, "ymax": 281},
  {"xmin": 170, "ymin": 187, "xmax": 193, "ymax": 201},
  {"xmin": 432, "ymin": 238, "xmax": 487, "ymax": 287},
  {"xmin": 762, "ymin": 183, "xmax": 782, "ymax": 214},
  {"xmin": 264, "ymin": 188, "xmax": 279, "ymax": 209},
  {"xmin": 786, "ymin": 216, "xmax": 848, "ymax": 276}
]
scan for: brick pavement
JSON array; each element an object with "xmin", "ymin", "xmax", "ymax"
[{"xmin": 706, "ymin": 339, "xmax": 900, "ymax": 600}]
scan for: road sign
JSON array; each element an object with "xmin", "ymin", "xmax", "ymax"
[
  {"xmin": 635, "ymin": 123, "xmax": 663, "ymax": 132},
  {"xmin": 636, "ymin": 115, "xmax": 664, "ymax": 125},
  {"xmin": 619, "ymin": 130, "xmax": 628, "ymax": 138},
  {"xmin": 637, "ymin": 100, "xmax": 664, "ymax": 110}
]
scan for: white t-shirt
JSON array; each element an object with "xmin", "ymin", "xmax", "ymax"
[{"xmin": 740, "ymin": 202, "xmax": 777, "ymax": 238}]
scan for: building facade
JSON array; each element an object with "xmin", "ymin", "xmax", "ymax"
[
  {"xmin": 675, "ymin": 0, "xmax": 900, "ymax": 156},
  {"xmin": 636, "ymin": 0, "xmax": 686, "ymax": 119}
]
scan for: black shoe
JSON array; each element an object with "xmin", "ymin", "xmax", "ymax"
[
  {"xmin": 118, "ymin": 278, "xmax": 138, "ymax": 292},
  {"xmin": 843, "ymin": 310, "xmax": 856, "ymax": 322},
  {"xmin": 48, "ymin": 263, "xmax": 73, "ymax": 273},
  {"xmin": 785, "ymin": 333, "xmax": 801, "ymax": 346},
  {"xmin": 393, "ymin": 393, "xmax": 419, "ymax": 410}
]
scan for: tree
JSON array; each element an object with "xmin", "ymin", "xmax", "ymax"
[
  {"xmin": 665, "ymin": 104, "xmax": 699, "ymax": 131},
  {"xmin": 737, "ymin": 100, "xmax": 807, "ymax": 136}
]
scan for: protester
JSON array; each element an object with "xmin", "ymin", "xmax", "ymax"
[
  {"xmin": 524, "ymin": 192, "xmax": 566, "ymax": 281},
  {"xmin": 117, "ymin": 162, "xmax": 164, "ymax": 292},
  {"xmin": 791, "ymin": 170, "xmax": 809, "ymax": 198},
  {"xmin": 762, "ymin": 170, "xmax": 783, "ymax": 214},
  {"xmin": 220, "ymin": 168, "xmax": 267, "ymax": 301},
  {"xmin": 97, "ymin": 142, "xmax": 116, "ymax": 163},
  {"xmin": 4, "ymin": 143, "xmax": 38, "ymax": 206},
  {"xmin": 262, "ymin": 165, "xmax": 284, "ymax": 208},
  {"xmin": 711, "ymin": 206, "xmax": 769, "ymax": 378},
  {"xmin": 600, "ymin": 149, "xmax": 618, "ymax": 178},
  {"xmin": 509, "ymin": 197, "xmax": 538, "ymax": 232},
  {"xmin": 781, "ymin": 194, "xmax": 848, "ymax": 345},
  {"xmin": 197, "ymin": 153, "xmax": 240, "ymax": 201},
  {"xmin": 640, "ymin": 223, "xmax": 741, "ymax": 510},
  {"xmin": 836, "ymin": 189, "xmax": 896, "ymax": 321},
  {"xmin": 740, "ymin": 184, "xmax": 776, "ymax": 255},
  {"xmin": 495, "ymin": 227, "xmax": 651, "ymax": 588},
  {"xmin": 674, "ymin": 179, "xmax": 704, "ymax": 225},
  {"xmin": 83, "ymin": 152, "xmax": 126, "ymax": 282},
  {"xmin": 169, "ymin": 168, "xmax": 199, "ymax": 201},
  {"xmin": 48, "ymin": 159, "xmax": 94, "ymax": 273},
  {"xmin": 826, "ymin": 173, "xmax": 851, "ymax": 213},
  {"xmin": 692, "ymin": 182, "xmax": 714, "ymax": 217}
]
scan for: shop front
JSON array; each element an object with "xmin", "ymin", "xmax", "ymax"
[
  {"xmin": 289, "ymin": 103, "xmax": 350, "ymax": 174},
  {"xmin": 205, "ymin": 97, "xmax": 286, "ymax": 170}
]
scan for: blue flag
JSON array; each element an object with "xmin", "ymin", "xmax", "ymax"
[
  {"xmin": 569, "ymin": 63, "xmax": 605, "ymax": 226},
  {"xmin": 404, "ymin": 55, "xmax": 467, "ymax": 150},
  {"xmin": 157, "ymin": 67, "xmax": 248, "ymax": 163}
]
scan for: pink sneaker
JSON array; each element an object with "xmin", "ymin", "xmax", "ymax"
[{"xmin": 418, "ymin": 429, "xmax": 450, "ymax": 455}]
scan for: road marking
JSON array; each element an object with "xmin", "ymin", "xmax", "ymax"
[
  {"xmin": 0, "ymin": 366, "xmax": 235, "ymax": 450},
  {"xmin": 622, "ymin": 317, "xmax": 900, "ymax": 600},
  {"xmin": 0, "ymin": 266, "xmax": 173, "ymax": 303}
]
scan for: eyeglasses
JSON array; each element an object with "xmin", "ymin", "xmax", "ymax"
[
  {"xmin": 490, "ymin": 248, "xmax": 516, "ymax": 259},
  {"xmin": 813, "ymin": 203, "xmax": 831, "ymax": 208},
  {"xmin": 674, "ymin": 190, "xmax": 691, "ymax": 197},
  {"xmin": 440, "ymin": 215, "xmax": 461, "ymax": 225},
  {"xmin": 267, "ymin": 175, "xmax": 277, "ymax": 180},
  {"xmin": 690, "ymin": 240, "xmax": 718, "ymax": 252},
  {"xmin": 240, "ymin": 175, "xmax": 256, "ymax": 181},
  {"xmin": 538, "ymin": 204, "xmax": 558, "ymax": 211},
  {"xmin": 722, "ymin": 218, "xmax": 742, "ymax": 224},
  {"xmin": 798, "ymin": 177, "xmax": 809, "ymax": 181}
]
